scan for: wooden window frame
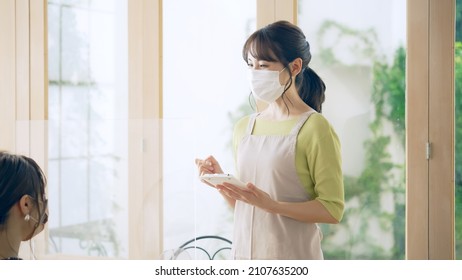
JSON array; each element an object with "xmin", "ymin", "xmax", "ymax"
[
  {"xmin": 127, "ymin": 0, "xmax": 163, "ymax": 259},
  {"xmin": 407, "ymin": 0, "xmax": 455, "ymax": 260},
  {"xmin": 0, "ymin": 0, "xmax": 48, "ymax": 259},
  {"xmin": 256, "ymin": 0, "xmax": 297, "ymax": 27}
]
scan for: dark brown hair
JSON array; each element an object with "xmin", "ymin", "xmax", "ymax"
[
  {"xmin": 0, "ymin": 151, "xmax": 47, "ymax": 226},
  {"xmin": 243, "ymin": 20, "xmax": 326, "ymax": 112}
]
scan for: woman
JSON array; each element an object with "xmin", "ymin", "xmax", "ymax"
[
  {"xmin": 0, "ymin": 151, "xmax": 48, "ymax": 260},
  {"xmin": 196, "ymin": 20, "xmax": 344, "ymax": 259}
]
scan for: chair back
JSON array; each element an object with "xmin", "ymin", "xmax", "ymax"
[{"xmin": 170, "ymin": 235, "xmax": 232, "ymax": 260}]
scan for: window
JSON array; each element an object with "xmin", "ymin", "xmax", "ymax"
[
  {"xmin": 162, "ymin": 0, "xmax": 256, "ymax": 258},
  {"xmin": 47, "ymin": 0, "xmax": 128, "ymax": 258},
  {"xmin": 298, "ymin": 0, "xmax": 407, "ymax": 259}
]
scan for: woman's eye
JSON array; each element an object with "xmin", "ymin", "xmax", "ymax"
[{"xmin": 259, "ymin": 64, "xmax": 268, "ymax": 68}]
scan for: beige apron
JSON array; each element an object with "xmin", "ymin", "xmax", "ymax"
[{"xmin": 232, "ymin": 111, "xmax": 323, "ymax": 260}]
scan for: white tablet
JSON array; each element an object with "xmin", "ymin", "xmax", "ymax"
[{"xmin": 200, "ymin": 173, "xmax": 247, "ymax": 189}]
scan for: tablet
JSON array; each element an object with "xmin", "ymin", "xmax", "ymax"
[{"xmin": 200, "ymin": 173, "xmax": 247, "ymax": 189}]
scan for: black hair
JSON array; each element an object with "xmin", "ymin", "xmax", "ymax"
[
  {"xmin": 242, "ymin": 20, "xmax": 326, "ymax": 112},
  {"xmin": 0, "ymin": 151, "xmax": 47, "ymax": 226}
]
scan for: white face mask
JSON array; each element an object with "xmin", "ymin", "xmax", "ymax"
[{"xmin": 247, "ymin": 68, "xmax": 286, "ymax": 103}]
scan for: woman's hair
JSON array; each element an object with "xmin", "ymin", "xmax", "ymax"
[
  {"xmin": 242, "ymin": 20, "xmax": 326, "ymax": 112},
  {"xmin": 0, "ymin": 151, "xmax": 47, "ymax": 226}
]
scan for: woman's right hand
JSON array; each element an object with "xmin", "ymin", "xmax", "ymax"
[
  {"xmin": 194, "ymin": 155, "xmax": 224, "ymax": 176},
  {"xmin": 194, "ymin": 156, "xmax": 236, "ymax": 208},
  {"xmin": 196, "ymin": 156, "xmax": 236, "ymax": 208}
]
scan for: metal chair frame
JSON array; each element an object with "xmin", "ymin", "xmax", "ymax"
[{"xmin": 172, "ymin": 235, "xmax": 232, "ymax": 260}]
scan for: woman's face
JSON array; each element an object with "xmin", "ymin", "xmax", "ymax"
[{"xmin": 247, "ymin": 53, "xmax": 291, "ymax": 86}]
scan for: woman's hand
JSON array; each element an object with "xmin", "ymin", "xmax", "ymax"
[
  {"xmin": 216, "ymin": 182, "xmax": 278, "ymax": 213},
  {"xmin": 195, "ymin": 156, "xmax": 236, "ymax": 208},
  {"xmin": 194, "ymin": 155, "xmax": 224, "ymax": 176},
  {"xmin": 217, "ymin": 182, "xmax": 339, "ymax": 223}
]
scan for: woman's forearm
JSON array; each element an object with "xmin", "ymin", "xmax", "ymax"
[{"xmin": 269, "ymin": 199, "xmax": 339, "ymax": 224}]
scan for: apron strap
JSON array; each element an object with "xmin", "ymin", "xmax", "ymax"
[
  {"xmin": 289, "ymin": 110, "xmax": 317, "ymax": 136},
  {"xmin": 246, "ymin": 111, "xmax": 315, "ymax": 136},
  {"xmin": 245, "ymin": 113, "xmax": 260, "ymax": 136}
]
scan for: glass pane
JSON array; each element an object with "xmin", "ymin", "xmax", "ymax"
[
  {"xmin": 47, "ymin": 0, "xmax": 128, "ymax": 258},
  {"xmin": 456, "ymin": 0, "xmax": 462, "ymax": 260},
  {"xmin": 298, "ymin": 0, "xmax": 406, "ymax": 259},
  {"xmin": 162, "ymin": 0, "xmax": 256, "ymax": 259}
]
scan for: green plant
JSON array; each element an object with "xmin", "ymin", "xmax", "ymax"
[
  {"xmin": 317, "ymin": 20, "xmax": 380, "ymax": 67},
  {"xmin": 313, "ymin": 20, "xmax": 407, "ymax": 259}
]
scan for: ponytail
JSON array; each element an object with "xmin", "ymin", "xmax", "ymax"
[{"xmin": 296, "ymin": 67, "xmax": 326, "ymax": 113}]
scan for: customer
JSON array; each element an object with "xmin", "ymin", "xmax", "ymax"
[
  {"xmin": 196, "ymin": 20, "xmax": 344, "ymax": 259},
  {"xmin": 0, "ymin": 151, "xmax": 48, "ymax": 260}
]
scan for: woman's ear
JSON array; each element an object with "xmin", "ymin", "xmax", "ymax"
[
  {"xmin": 18, "ymin": 195, "xmax": 33, "ymax": 216},
  {"xmin": 290, "ymin": 58, "xmax": 303, "ymax": 76}
]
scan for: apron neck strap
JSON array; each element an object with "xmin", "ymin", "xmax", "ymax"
[
  {"xmin": 289, "ymin": 110, "xmax": 317, "ymax": 136},
  {"xmin": 245, "ymin": 112, "xmax": 260, "ymax": 135},
  {"xmin": 245, "ymin": 110, "xmax": 316, "ymax": 136}
]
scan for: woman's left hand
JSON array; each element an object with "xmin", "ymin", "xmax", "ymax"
[{"xmin": 216, "ymin": 182, "xmax": 278, "ymax": 213}]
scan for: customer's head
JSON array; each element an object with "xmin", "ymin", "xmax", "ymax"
[
  {"xmin": 0, "ymin": 151, "xmax": 48, "ymax": 241},
  {"xmin": 243, "ymin": 20, "xmax": 326, "ymax": 112}
]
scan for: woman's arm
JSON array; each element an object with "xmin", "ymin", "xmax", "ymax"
[
  {"xmin": 217, "ymin": 182, "xmax": 339, "ymax": 223},
  {"xmin": 271, "ymin": 199, "xmax": 339, "ymax": 224}
]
